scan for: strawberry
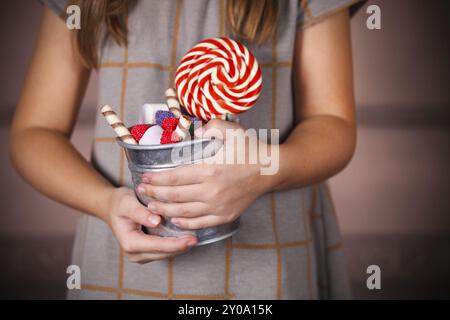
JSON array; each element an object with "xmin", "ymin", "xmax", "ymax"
[
  {"xmin": 130, "ymin": 124, "xmax": 151, "ymax": 142},
  {"xmin": 160, "ymin": 129, "xmax": 179, "ymax": 144},
  {"xmin": 161, "ymin": 117, "xmax": 179, "ymax": 131}
]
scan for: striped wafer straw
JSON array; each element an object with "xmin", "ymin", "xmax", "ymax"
[
  {"xmin": 100, "ymin": 105, "xmax": 137, "ymax": 145},
  {"xmin": 174, "ymin": 115, "xmax": 192, "ymax": 141},
  {"xmin": 165, "ymin": 88, "xmax": 181, "ymax": 118}
]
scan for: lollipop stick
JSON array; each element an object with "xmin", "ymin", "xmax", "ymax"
[
  {"xmin": 225, "ymin": 113, "xmax": 240, "ymax": 124},
  {"xmin": 100, "ymin": 105, "xmax": 137, "ymax": 145}
]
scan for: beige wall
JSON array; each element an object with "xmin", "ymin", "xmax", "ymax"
[{"xmin": 352, "ymin": 0, "xmax": 450, "ymax": 110}]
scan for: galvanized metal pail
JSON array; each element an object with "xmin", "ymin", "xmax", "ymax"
[{"xmin": 117, "ymin": 138, "xmax": 240, "ymax": 246}]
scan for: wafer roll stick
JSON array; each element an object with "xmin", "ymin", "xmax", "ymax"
[
  {"xmin": 174, "ymin": 115, "xmax": 192, "ymax": 141},
  {"xmin": 165, "ymin": 88, "xmax": 181, "ymax": 118},
  {"xmin": 100, "ymin": 105, "xmax": 137, "ymax": 144}
]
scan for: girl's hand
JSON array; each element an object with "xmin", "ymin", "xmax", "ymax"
[
  {"xmin": 137, "ymin": 119, "xmax": 271, "ymax": 230},
  {"xmin": 105, "ymin": 187, "xmax": 198, "ymax": 264}
]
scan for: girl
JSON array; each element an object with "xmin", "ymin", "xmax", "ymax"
[{"xmin": 10, "ymin": 0, "xmax": 363, "ymax": 299}]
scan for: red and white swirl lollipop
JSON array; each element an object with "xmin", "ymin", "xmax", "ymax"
[{"xmin": 175, "ymin": 38, "xmax": 262, "ymax": 122}]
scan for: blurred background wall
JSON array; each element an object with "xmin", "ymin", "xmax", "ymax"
[{"xmin": 0, "ymin": 0, "xmax": 449, "ymax": 299}]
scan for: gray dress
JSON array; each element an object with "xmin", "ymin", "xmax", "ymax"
[{"xmin": 40, "ymin": 0, "xmax": 363, "ymax": 300}]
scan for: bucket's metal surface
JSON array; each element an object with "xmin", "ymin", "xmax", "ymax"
[{"xmin": 117, "ymin": 138, "xmax": 240, "ymax": 246}]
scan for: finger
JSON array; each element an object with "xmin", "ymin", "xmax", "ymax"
[
  {"xmin": 123, "ymin": 204, "xmax": 161, "ymax": 228},
  {"xmin": 195, "ymin": 118, "xmax": 241, "ymax": 139},
  {"xmin": 125, "ymin": 252, "xmax": 168, "ymax": 264},
  {"xmin": 141, "ymin": 165, "xmax": 209, "ymax": 186},
  {"xmin": 137, "ymin": 183, "xmax": 206, "ymax": 203},
  {"xmin": 147, "ymin": 201, "xmax": 210, "ymax": 218},
  {"xmin": 171, "ymin": 215, "xmax": 225, "ymax": 230},
  {"xmin": 126, "ymin": 248, "xmax": 191, "ymax": 264},
  {"xmin": 121, "ymin": 230, "xmax": 197, "ymax": 254}
]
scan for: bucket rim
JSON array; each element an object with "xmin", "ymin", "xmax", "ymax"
[
  {"xmin": 127, "ymin": 159, "xmax": 206, "ymax": 170},
  {"xmin": 116, "ymin": 137, "xmax": 218, "ymax": 150}
]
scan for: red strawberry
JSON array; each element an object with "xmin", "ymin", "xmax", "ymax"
[
  {"xmin": 130, "ymin": 124, "xmax": 151, "ymax": 142},
  {"xmin": 161, "ymin": 117, "xmax": 179, "ymax": 131},
  {"xmin": 160, "ymin": 129, "xmax": 179, "ymax": 144}
]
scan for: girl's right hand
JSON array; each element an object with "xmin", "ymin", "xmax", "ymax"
[{"xmin": 105, "ymin": 187, "xmax": 198, "ymax": 264}]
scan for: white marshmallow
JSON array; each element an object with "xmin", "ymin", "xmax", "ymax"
[
  {"xmin": 138, "ymin": 125, "xmax": 163, "ymax": 145},
  {"xmin": 139, "ymin": 103, "xmax": 169, "ymax": 124}
]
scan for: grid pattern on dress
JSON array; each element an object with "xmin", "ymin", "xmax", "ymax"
[{"xmin": 79, "ymin": 0, "xmax": 343, "ymax": 300}]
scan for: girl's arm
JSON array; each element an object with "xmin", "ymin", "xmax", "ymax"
[
  {"xmin": 137, "ymin": 10, "xmax": 356, "ymax": 230},
  {"xmin": 271, "ymin": 8, "xmax": 356, "ymax": 190},
  {"xmin": 10, "ymin": 8, "xmax": 111, "ymax": 220},
  {"xmin": 10, "ymin": 8, "xmax": 197, "ymax": 263}
]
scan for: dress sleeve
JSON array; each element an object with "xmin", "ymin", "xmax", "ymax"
[
  {"xmin": 297, "ymin": 0, "xmax": 366, "ymax": 31},
  {"xmin": 37, "ymin": 0, "xmax": 69, "ymax": 19}
]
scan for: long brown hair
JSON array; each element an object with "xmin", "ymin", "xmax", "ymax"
[{"xmin": 70, "ymin": 0, "xmax": 279, "ymax": 68}]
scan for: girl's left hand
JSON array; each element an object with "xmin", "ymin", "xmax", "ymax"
[{"xmin": 137, "ymin": 119, "xmax": 270, "ymax": 229}]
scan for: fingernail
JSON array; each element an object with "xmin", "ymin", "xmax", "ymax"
[
  {"xmin": 147, "ymin": 215, "xmax": 160, "ymax": 226},
  {"xmin": 137, "ymin": 185, "xmax": 146, "ymax": 194},
  {"xmin": 171, "ymin": 218, "xmax": 180, "ymax": 226},
  {"xmin": 141, "ymin": 176, "xmax": 150, "ymax": 183}
]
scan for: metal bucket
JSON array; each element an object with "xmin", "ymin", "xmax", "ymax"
[{"xmin": 117, "ymin": 138, "xmax": 240, "ymax": 246}]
